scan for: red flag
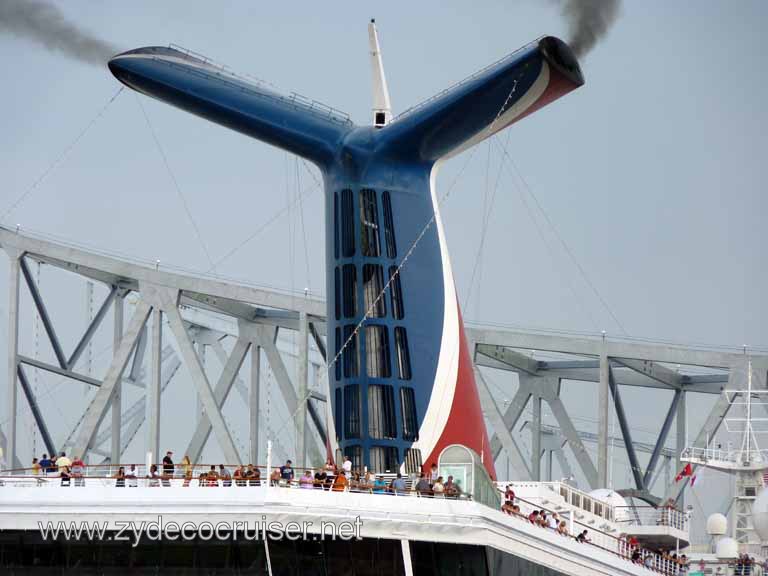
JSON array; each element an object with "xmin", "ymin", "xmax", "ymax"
[{"xmin": 675, "ymin": 463, "xmax": 693, "ymax": 482}]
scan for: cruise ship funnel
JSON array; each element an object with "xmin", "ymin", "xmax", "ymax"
[{"xmin": 107, "ymin": 35, "xmax": 585, "ymax": 480}]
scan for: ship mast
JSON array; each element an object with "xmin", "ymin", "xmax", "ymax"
[{"xmin": 682, "ymin": 359, "xmax": 765, "ymax": 549}]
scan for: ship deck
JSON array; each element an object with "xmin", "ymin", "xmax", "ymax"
[{"xmin": 0, "ymin": 476, "xmax": 678, "ymax": 576}]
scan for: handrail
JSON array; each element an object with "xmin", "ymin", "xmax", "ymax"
[
  {"xmin": 506, "ymin": 492, "xmax": 690, "ymax": 576},
  {"xmin": 614, "ymin": 506, "xmax": 689, "ymax": 532},
  {"xmin": 506, "ymin": 481, "xmax": 619, "ymax": 523},
  {"xmin": 0, "ymin": 463, "xmax": 473, "ymax": 499},
  {"xmin": 2, "ymin": 463, "xmax": 402, "ymax": 476},
  {"xmin": 0, "ymin": 473, "xmax": 472, "ymax": 502},
  {"xmin": 163, "ymin": 43, "xmax": 353, "ymax": 125},
  {"xmin": 682, "ymin": 446, "xmax": 768, "ymax": 466},
  {"xmin": 389, "ymin": 38, "xmax": 541, "ymax": 124}
]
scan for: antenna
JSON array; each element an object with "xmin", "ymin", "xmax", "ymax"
[{"xmin": 368, "ymin": 19, "xmax": 392, "ymax": 128}]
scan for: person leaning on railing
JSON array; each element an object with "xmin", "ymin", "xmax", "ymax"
[
  {"xmin": 126, "ymin": 464, "xmax": 138, "ymax": 487},
  {"xmin": 415, "ymin": 473, "xmax": 430, "ymax": 496},
  {"xmin": 391, "ymin": 473, "xmax": 407, "ymax": 495},
  {"xmin": 71, "ymin": 456, "xmax": 85, "ymax": 487},
  {"xmin": 148, "ymin": 464, "xmax": 160, "ymax": 487},
  {"xmin": 444, "ymin": 475, "xmax": 461, "ymax": 498},
  {"xmin": 332, "ymin": 473, "xmax": 347, "ymax": 492},
  {"xmin": 372, "ymin": 475, "xmax": 387, "ymax": 493},
  {"xmin": 247, "ymin": 464, "xmax": 260, "ymax": 486},
  {"xmin": 219, "ymin": 464, "xmax": 232, "ymax": 487},
  {"xmin": 234, "ymin": 465, "xmax": 245, "ymax": 486},
  {"xmin": 313, "ymin": 467, "xmax": 328, "ymax": 489},
  {"xmin": 181, "ymin": 456, "xmax": 192, "ymax": 486},
  {"xmin": 60, "ymin": 466, "xmax": 71, "ymax": 487},
  {"xmin": 432, "ymin": 476, "xmax": 445, "ymax": 497},
  {"xmin": 114, "ymin": 466, "xmax": 126, "ymax": 488}
]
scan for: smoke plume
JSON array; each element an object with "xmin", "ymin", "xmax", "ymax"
[
  {"xmin": 0, "ymin": 0, "xmax": 118, "ymax": 67},
  {"xmin": 560, "ymin": 0, "xmax": 620, "ymax": 58}
]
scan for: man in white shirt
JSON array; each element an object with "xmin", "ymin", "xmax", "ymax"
[{"xmin": 342, "ymin": 455, "xmax": 352, "ymax": 477}]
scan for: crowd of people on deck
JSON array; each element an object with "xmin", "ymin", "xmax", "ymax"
[
  {"xmin": 32, "ymin": 452, "xmax": 86, "ymax": 486},
  {"xmin": 29, "ymin": 451, "xmax": 465, "ymax": 498},
  {"xmin": 500, "ymin": 484, "xmax": 692, "ymax": 575}
]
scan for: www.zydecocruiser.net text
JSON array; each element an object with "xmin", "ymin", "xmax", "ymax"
[{"xmin": 38, "ymin": 516, "xmax": 364, "ymax": 547}]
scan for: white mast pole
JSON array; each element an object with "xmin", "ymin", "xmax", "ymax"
[
  {"xmin": 368, "ymin": 19, "xmax": 392, "ymax": 128},
  {"xmin": 741, "ymin": 360, "xmax": 753, "ymax": 460}
]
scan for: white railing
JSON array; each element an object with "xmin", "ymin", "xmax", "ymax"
[
  {"xmin": 390, "ymin": 38, "xmax": 541, "ymax": 124},
  {"xmin": 0, "ymin": 464, "xmax": 472, "ymax": 500},
  {"xmin": 504, "ymin": 491, "xmax": 690, "ymax": 576},
  {"xmin": 504, "ymin": 481, "xmax": 690, "ymax": 535},
  {"xmin": 615, "ymin": 506, "xmax": 689, "ymax": 533},
  {"xmin": 505, "ymin": 481, "xmax": 617, "ymax": 524},
  {"xmin": 681, "ymin": 446, "xmax": 768, "ymax": 466},
  {"xmin": 164, "ymin": 43, "xmax": 353, "ymax": 125}
]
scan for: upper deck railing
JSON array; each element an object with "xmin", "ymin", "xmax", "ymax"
[
  {"xmin": 389, "ymin": 38, "xmax": 539, "ymax": 124},
  {"xmin": 162, "ymin": 44, "xmax": 353, "ymax": 126},
  {"xmin": 0, "ymin": 463, "xmax": 472, "ymax": 501},
  {"xmin": 614, "ymin": 506, "xmax": 689, "ymax": 533},
  {"xmin": 681, "ymin": 446, "xmax": 768, "ymax": 470},
  {"xmin": 506, "ymin": 481, "xmax": 690, "ymax": 534},
  {"xmin": 504, "ymin": 491, "xmax": 692, "ymax": 576}
]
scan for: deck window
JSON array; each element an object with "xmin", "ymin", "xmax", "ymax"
[
  {"xmin": 343, "ymin": 325, "xmax": 359, "ymax": 378},
  {"xmin": 400, "ymin": 387, "xmax": 418, "ymax": 441},
  {"xmin": 334, "ymin": 267, "xmax": 340, "ymax": 320},
  {"xmin": 334, "ymin": 387, "xmax": 343, "ymax": 441},
  {"xmin": 404, "ymin": 448, "xmax": 422, "ymax": 474},
  {"xmin": 334, "ymin": 327, "xmax": 341, "ymax": 381},
  {"xmin": 382, "ymin": 191, "xmax": 397, "ymax": 259},
  {"xmin": 365, "ymin": 325, "xmax": 391, "ymax": 379},
  {"xmin": 363, "ymin": 264, "xmax": 386, "ymax": 318},
  {"xmin": 394, "ymin": 327, "xmax": 412, "ymax": 380},
  {"xmin": 348, "ymin": 445, "xmax": 363, "ymax": 472},
  {"xmin": 369, "ymin": 446, "xmax": 399, "ymax": 473},
  {"xmin": 342, "ymin": 264, "xmax": 357, "ymax": 318},
  {"xmin": 344, "ymin": 385, "xmax": 361, "ymax": 439},
  {"xmin": 341, "ymin": 189, "xmax": 355, "ymax": 257},
  {"xmin": 368, "ymin": 384, "xmax": 397, "ymax": 439},
  {"xmin": 334, "ymin": 192, "xmax": 339, "ymax": 259},
  {"xmin": 389, "ymin": 266, "xmax": 405, "ymax": 320},
  {"xmin": 359, "ymin": 189, "xmax": 380, "ymax": 257}
]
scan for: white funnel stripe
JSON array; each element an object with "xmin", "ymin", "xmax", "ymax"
[
  {"xmin": 412, "ymin": 164, "xmax": 461, "ymax": 459},
  {"xmin": 445, "ymin": 62, "xmax": 550, "ymax": 160}
]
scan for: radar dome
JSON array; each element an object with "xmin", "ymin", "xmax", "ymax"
[
  {"xmin": 752, "ymin": 488, "xmax": 768, "ymax": 540},
  {"xmin": 715, "ymin": 537, "xmax": 739, "ymax": 559},
  {"xmin": 588, "ymin": 489, "xmax": 629, "ymax": 522},
  {"xmin": 706, "ymin": 513, "xmax": 728, "ymax": 536}
]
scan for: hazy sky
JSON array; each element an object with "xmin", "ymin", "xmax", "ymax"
[{"xmin": 0, "ymin": 1, "xmax": 766, "ymax": 541}]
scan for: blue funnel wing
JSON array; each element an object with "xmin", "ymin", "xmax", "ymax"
[
  {"xmin": 376, "ymin": 36, "xmax": 584, "ymax": 162},
  {"xmin": 109, "ymin": 46, "xmax": 355, "ymax": 166}
]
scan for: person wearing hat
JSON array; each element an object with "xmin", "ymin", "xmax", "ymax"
[{"xmin": 162, "ymin": 451, "xmax": 174, "ymax": 486}]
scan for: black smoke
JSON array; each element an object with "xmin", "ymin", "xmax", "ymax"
[
  {"xmin": 560, "ymin": 0, "xmax": 620, "ymax": 58},
  {"xmin": 0, "ymin": 0, "xmax": 118, "ymax": 66}
]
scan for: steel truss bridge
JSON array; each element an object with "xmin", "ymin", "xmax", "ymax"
[{"xmin": 2, "ymin": 225, "xmax": 766, "ymax": 507}]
